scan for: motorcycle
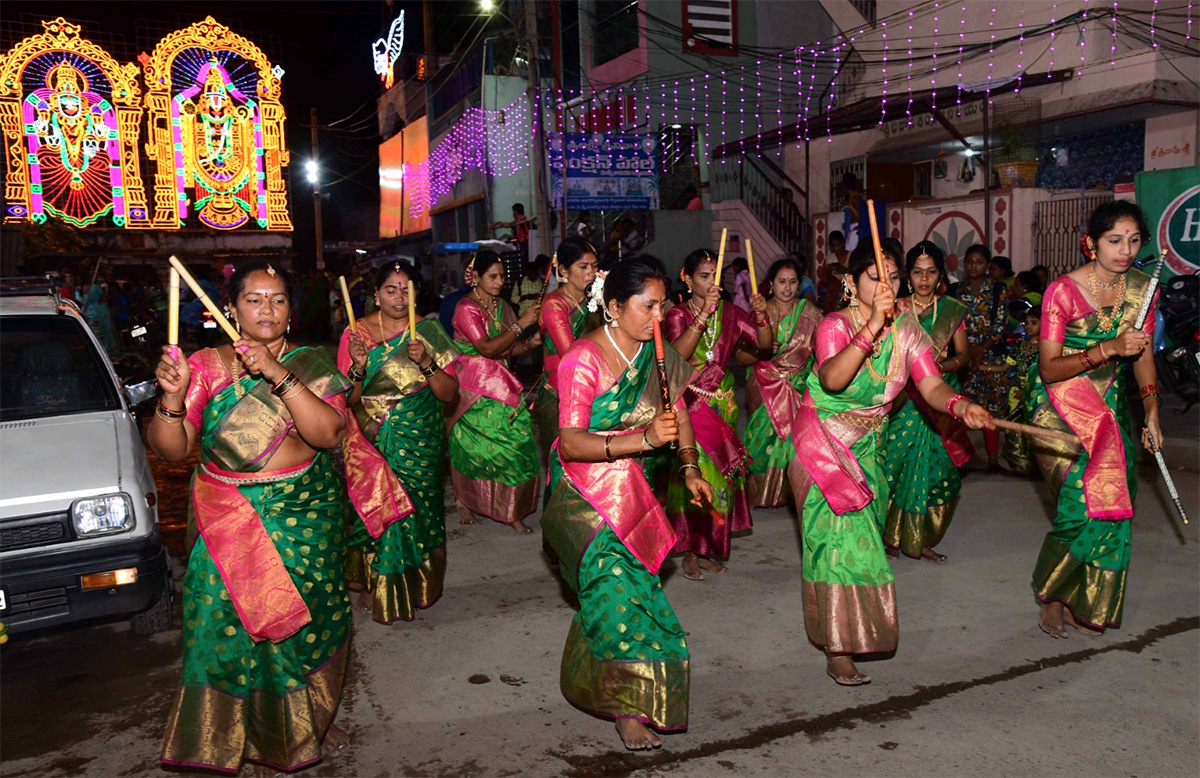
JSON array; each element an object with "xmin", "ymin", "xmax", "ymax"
[{"xmin": 1153, "ymin": 272, "xmax": 1199, "ymax": 412}]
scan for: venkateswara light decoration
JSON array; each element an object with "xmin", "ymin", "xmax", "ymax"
[{"xmin": 141, "ymin": 16, "xmax": 291, "ymax": 231}]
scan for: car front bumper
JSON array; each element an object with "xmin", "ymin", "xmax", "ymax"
[{"xmin": 0, "ymin": 530, "xmax": 170, "ymax": 635}]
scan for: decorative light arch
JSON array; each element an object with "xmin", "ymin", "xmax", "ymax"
[
  {"xmin": 141, "ymin": 16, "xmax": 291, "ymax": 231},
  {"xmin": 0, "ymin": 18, "xmax": 150, "ymax": 228}
]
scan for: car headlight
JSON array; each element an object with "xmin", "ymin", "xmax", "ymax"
[{"xmin": 71, "ymin": 493, "xmax": 134, "ymax": 536}]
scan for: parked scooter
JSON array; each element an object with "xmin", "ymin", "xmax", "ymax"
[{"xmin": 1154, "ymin": 272, "xmax": 1199, "ymax": 412}]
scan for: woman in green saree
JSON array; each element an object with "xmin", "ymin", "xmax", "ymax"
[
  {"xmin": 1030, "ymin": 201, "xmax": 1161, "ymax": 639},
  {"xmin": 881, "ymin": 241, "xmax": 974, "ymax": 562},
  {"xmin": 743, "ymin": 257, "xmax": 822, "ymax": 508},
  {"xmin": 149, "ymin": 261, "xmax": 355, "ymax": 773},
  {"xmin": 448, "ymin": 251, "xmax": 543, "ymax": 533},
  {"xmin": 545, "ymin": 258, "xmax": 712, "ymax": 751},
  {"xmin": 339, "ymin": 261, "xmax": 461, "ymax": 624},
  {"xmin": 788, "ymin": 241, "xmax": 991, "ymax": 686},
  {"xmin": 536, "ymin": 237, "xmax": 598, "ymax": 466}
]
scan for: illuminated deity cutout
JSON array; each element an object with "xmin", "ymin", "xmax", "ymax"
[
  {"xmin": 174, "ymin": 59, "xmax": 265, "ymax": 229},
  {"xmin": 0, "ymin": 18, "xmax": 149, "ymax": 227},
  {"xmin": 142, "ymin": 16, "xmax": 291, "ymax": 231}
]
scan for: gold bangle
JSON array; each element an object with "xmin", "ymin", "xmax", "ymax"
[
  {"xmin": 603, "ymin": 434, "xmax": 614, "ymax": 461},
  {"xmin": 279, "ymin": 383, "xmax": 306, "ymax": 401},
  {"xmin": 679, "ymin": 463, "xmax": 701, "ymax": 477},
  {"xmin": 155, "ymin": 407, "xmax": 184, "ymax": 424}
]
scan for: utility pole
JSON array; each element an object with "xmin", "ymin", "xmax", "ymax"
[
  {"xmin": 524, "ymin": 0, "xmax": 551, "ymax": 258},
  {"xmin": 310, "ymin": 107, "xmax": 326, "ymax": 270}
]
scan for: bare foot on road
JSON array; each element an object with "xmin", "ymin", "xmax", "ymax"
[
  {"xmin": 682, "ymin": 552, "xmax": 704, "ymax": 581},
  {"xmin": 511, "ymin": 518, "xmax": 533, "ymax": 534},
  {"xmin": 697, "ymin": 556, "xmax": 727, "ymax": 574},
  {"xmin": 457, "ymin": 502, "xmax": 477, "ymax": 525},
  {"xmin": 616, "ymin": 719, "xmax": 662, "ymax": 750},
  {"xmin": 1062, "ymin": 608, "xmax": 1102, "ymax": 636},
  {"xmin": 355, "ymin": 590, "xmax": 373, "ymax": 616},
  {"xmin": 1038, "ymin": 602, "xmax": 1069, "ymax": 639},
  {"xmin": 323, "ymin": 722, "xmax": 351, "ymax": 757}
]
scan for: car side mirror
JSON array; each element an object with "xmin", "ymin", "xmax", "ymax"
[{"xmin": 124, "ymin": 379, "xmax": 158, "ymax": 408}]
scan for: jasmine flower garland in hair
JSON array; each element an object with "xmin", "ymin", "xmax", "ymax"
[{"xmin": 586, "ymin": 270, "xmax": 607, "ymax": 313}]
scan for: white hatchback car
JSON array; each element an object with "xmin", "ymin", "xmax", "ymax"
[{"xmin": 0, "ymin": 280, "xmax": 172, "ymax": 635}]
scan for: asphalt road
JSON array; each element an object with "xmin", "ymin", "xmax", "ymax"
[{"xmin": 2, "ymin": 408, "xmax": 1196, "ymax": 777}]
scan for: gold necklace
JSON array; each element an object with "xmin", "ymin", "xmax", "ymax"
[
  {"xmin": 228, "ymin": 338, "xmax": 288, "ymax": 399},
  {"xmin": 1086, "ymin": 269, "xmax": 1126, "ymax": 332},
  {"xmin": 473, "ymin": 289, "xmax": 499, "ymax": 326},
  {"xmin": 911, "ymin": 293, "xmax": 938, "ymax": 323},
  {"xmin": 379, "ymin": 310, "xmax": 402, "ymax": 357},
  {"xmin": 847, "ymin": 306, "xmax": 901, "ymax": 382}
]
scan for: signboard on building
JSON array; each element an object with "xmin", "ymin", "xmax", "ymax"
[
  {"xmin": 548, "ymin": 132, "xmax": 659, "ymax": 211},
  {"xmin": 1136, "ymin": 165, "xmax": 1200, "ymax": 278}
]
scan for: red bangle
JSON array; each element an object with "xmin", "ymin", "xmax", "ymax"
[
  {"xmin": 850, "ymin": 332, "xmax": 874, "ymax": 354},
  {"xmin": 945, "ymin": 393, "xmax": 969, "ymax": 419},
  {"xmin": 1139, "ymin": 383, "xmax": 1159, "ymax": 399}
]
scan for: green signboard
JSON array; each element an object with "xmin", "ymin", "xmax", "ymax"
[{"xmin": 1136, "ymin": 166, "xmax": 1200, "ymax": 278}]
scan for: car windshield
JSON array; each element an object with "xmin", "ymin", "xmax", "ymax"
[{"xmin": 1, "ymin": 314, "xmax": 121, "ymax": 422}]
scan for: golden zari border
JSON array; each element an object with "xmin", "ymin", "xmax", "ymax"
[
  {"xmin": 560, "ymin": 620, "xmax": 689, "ymax": 731},
  {"xmin": 345, "ymin": 546, "xmax": 446, "ymax": 624},
  {"xmin": 802, "ymin": 580, "xmax": 898, "ymax": 656},
  {"xmin": 883, "ymin": 501, "xmax": 956, "ymax": 558},
  {"xmin": 161, "ymin": 641, "xmax": 349, "ymax": 773},
  {"xmin": 1032, "ymin": 537, "xmax": 1126, "ymax": 628},
  {"xmin": 748, "ymin": 469, "xmax": 793, "ymax": 509}
]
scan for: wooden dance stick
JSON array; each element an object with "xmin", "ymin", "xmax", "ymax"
[
  {"xmin": 746, "ymin": 239, "xmax": 758, "ymax": 296},
  {"xmin": 407, "ymin": 280, "xmax": 418, "ymax": 342},
  {"xmin": 989, "ymin": 417, "xmax": 1079, "ymax": 446},
  {"xmin": 338, "ymin": 275, "xmax": 357, "ymax": 330},
  {"xmin": 865, "ymin": 199, "xmax": 892, "ymax": 323},
  {"xmin": 517, "ymin": 257, "xmax": 556, "ymax": 341},
  {"xmin": 167, "ymin": 256, "xmax": 240, "ymax": 342},
  {"xmin": 714, "ymin": 227, "xmax": 728, "ymax": 290},
  {"xmin": 652, "ymin": 319, "xmax": 677, "ymax": 451},
  {"xmin": 167, "ymin": 268, "xmax": 180, "ymax": 357}
]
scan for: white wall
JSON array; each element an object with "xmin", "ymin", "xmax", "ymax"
[{"xmin": 1145, "ymin": 110, "xmax": 1199, "ymax": 171}]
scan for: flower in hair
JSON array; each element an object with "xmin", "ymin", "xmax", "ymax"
[{"xmin": 587, "ymin": 270, "xmax": 608, "ymax": 313}]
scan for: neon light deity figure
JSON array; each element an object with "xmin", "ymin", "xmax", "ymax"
[
  {"xmin": 0, "ymin": 18, "xmax": 147, "ymax": 228},
  {"xmin": 173, "ymin": 59, "xmax": 266, "ymax": 229},
  {"xmin": 24, "ymin": 62, "xmax": 121, "ymax": 225},
  {"xmin": 142, "ymin": 16, "xmax": 292, "ymax": 231}
]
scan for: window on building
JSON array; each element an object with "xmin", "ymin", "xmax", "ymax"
[
  {"xmin": 683, "ymin": 0, "xmax": 737, "ymax": 56},
  {"xmin": 594, "ymin": 0, "xmax": 639, "ymax": 66}
]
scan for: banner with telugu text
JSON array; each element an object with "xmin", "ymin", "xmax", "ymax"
[{"xmin": 547, "ymin": 132, "xmax": 659, "ymax": 211}]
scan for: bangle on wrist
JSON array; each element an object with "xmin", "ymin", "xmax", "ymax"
[
  {"xmin": 679, "ymin": 463, "xmax": 701, "ymax": 477},
  {"xmin": 642, "ymin": 428, "xmax": 655, "ymax": 451},
  {"xmin": 347, "ymin": 365, "xmax": 366, "ymax": 382},
  {"xmin": 945, "ymin": 393, "xmax": 969, "ymax": 419},
  {"xmin": 677, "ymin": 445, "xmax": 698, "ymax": 459},
  {"xmin": 156, "ymin": 399, "xmax": 186, "ymax": 418},
  {"xmin": 850, "ymin": 332, "xmax": 874, "ymax": 354},
  {"xmin": 603, "ymin": 434, "xmax": 614, "ymax": 462},
  {"xmin": 420, "ymin": 362, "xmax": 440, "ymax": 377}
]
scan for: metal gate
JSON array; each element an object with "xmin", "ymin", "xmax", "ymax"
[{"xmin": 1033, "ymin": 192, "xmax": 1114, "ymax": 279}]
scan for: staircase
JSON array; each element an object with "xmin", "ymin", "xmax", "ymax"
[{"xmin": 711, "ymin": 156, "xmax": 811, "ymax": 277}]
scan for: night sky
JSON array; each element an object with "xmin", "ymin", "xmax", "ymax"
[{"xmin": 5, "ymin": 0, "xmax": 480, "ymax": 263}]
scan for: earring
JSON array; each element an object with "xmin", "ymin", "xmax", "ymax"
[
  {"xmin": 235, "ymin": 317, "xmax": 241, "ymax": 335},
  {"xmin": 287, "ymin": 322, "xmax": 291, "ymax": 334},
  {"xmin": 602, "ymin": 305, "xmax": 618, "ymax": 328}
]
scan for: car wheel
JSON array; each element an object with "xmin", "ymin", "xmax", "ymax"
[{"xmin": 131, "ymin": 573, "xmax": 174, "ymax": 636}]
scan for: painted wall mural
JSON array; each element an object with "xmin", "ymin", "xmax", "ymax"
[{"xmin": 0, "ymin": 16, "xmax": 291, "ymax": 232}]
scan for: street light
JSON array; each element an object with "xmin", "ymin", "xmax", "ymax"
[
  {"xmin": 306, "ymin": 159, "xmax": 319, "ymax": 184},
  {"xmin": 480, "ymin": 0, "xmax": 494, "ymax": 12}
]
